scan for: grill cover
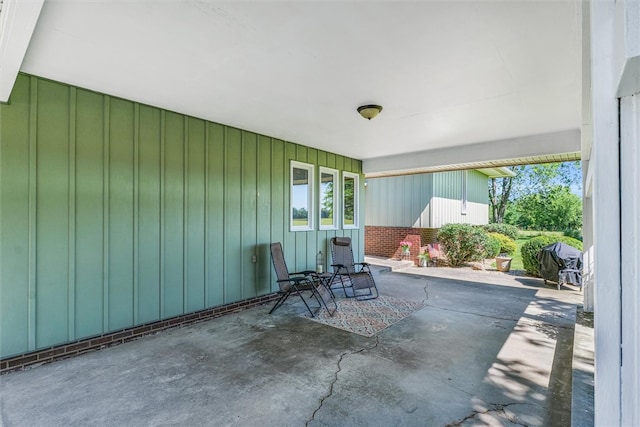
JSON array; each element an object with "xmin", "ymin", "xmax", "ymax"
[{"xmin": 536, "ymin": 242, "xmax": 583, "ymax": 286}]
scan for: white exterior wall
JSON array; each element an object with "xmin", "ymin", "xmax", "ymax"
[
  {"xmin": 430, "ymin": 198, "xmax": 488, "ymax": 228},
  {"xmin": 587, "ymin": 0, "xmax": 640, "ymax": 424}
]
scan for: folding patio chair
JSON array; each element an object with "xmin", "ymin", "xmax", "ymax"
[
  {"xmin": 330, "ymin": 237, "xmax": 379, "ymax": 300},
  {"xmin": 269, "ymin": 242, "xmax": 336, "ymax": 317}
]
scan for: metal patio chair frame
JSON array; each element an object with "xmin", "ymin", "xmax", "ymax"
[
  {"xmin": 330, "ymin": 236, "xmax": 379, "ymax": 300},
  {"xmin": 269, "ymin": 242, "xmax": 336, "ymax": 317}
]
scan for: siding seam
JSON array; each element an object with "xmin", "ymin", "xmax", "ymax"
[
  {"xmin": 133, "ymin": 103, "xmax": 139, "ymax": 325},
  {"xmin": 102, "ymin": 95, "xmax": 110, "ymax": 332}
]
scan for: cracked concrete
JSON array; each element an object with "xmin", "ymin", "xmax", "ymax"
[
  {"xmin": 1, "ymin": 266, "xmax": 582, "ymax": 427},
  {"xmin": 307, "ymin": 336, "xmax": 381, "ymax": 426}
]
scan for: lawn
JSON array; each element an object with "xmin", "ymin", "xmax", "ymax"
[{"xmin": 492, "ymin": 231, "xmax": 565, "ymax": 271}]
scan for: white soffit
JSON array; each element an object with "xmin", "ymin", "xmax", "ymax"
[
  {"xmin": 0, "ymin": 0, "xmax": 44, "ymax": 102},
  {"xmin": 363, "ymin": 129, "xmax": 581, "ymax": 177},
  {"xmin": 17, "ymin": 1, "xmax": 581, "ymax": 163}
]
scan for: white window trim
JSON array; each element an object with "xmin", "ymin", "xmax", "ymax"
[
  {"xmin": 290, "ymin": 161, "xmax": 314, "ymax": 232},
  {"xmin": 342, "ymin": 171, "xmax": 359, "ymax": 229},
  {"xmin": 319, "ymin": 167, "xmax": 339, "ymax": 230}
]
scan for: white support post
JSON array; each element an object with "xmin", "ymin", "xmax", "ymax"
[
  {"xmin": 590, "ymin": 0, "xmax": 622, "ymax": 424},
  {"xmin": 620, "ymin": 92, "xmax": 640, "ymax": 427}
]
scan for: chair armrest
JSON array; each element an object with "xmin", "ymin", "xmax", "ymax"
[
  {"xmin": 277, "ymin": 277, "xmax": 308, "ymax": 284},
  {"xmin": 289, "ymin": 270, "xmax": 315, "ymax": 277}
]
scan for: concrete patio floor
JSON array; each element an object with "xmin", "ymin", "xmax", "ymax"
[{"xmin": 0, "ymin": 265, "xmax": 591, "ymax": 427}]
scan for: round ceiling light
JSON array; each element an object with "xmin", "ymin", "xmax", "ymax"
[{"xmin": 357, "ymin": 104, "xmax": 383, "ymax": 120}]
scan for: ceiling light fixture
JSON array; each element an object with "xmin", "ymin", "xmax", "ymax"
[{"xmin": 357, "ymin": 104, "xmax": 383, "ymax": 120}]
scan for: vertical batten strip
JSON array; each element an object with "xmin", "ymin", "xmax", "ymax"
[
  {"xmin": 102, "ymin": 96, "xmax": 111, "ymax": 332},
  {"xmin": 159, "ymin": 110, "xmax": 166, "ymax": 318},
  {"xmin": 27, "ymin": 76, "xmax": 38, "ymax": 351},
  {"xmin": 67, "ymin": 87, "xmax": 77, "ymax": 341},
  {"xmin": 240, "ymin": 132, "xmax": 244, "ymax": 299},
  {"xmin": 132, "ymin": 104, "xmax": 140, "ymax": 324},
  {"xmin": 203, "ymin": 124, "xmax": 209, "ymax": 306},
  {"xmin": 183, "ymin": 117, "xmax": 189, "ymax": 312},
  {"xmin": 222, "ymin": 126, "xmax": 227, "ymax": 303}
]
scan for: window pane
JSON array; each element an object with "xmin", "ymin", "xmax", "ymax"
[
  {"xmin": 290, "ymin": 161, "xmax": 314, "ymax": 231},
  {"xmin": 292, "ymin": 167, "xmax": 309, "ymax": 226},
  {"xmin": 343, "ymin": 172, "xmax": 358, "ymax": 229},
  {"xmin": 319, "ymin": 168, "xmax": 338, "ymax": 230}
]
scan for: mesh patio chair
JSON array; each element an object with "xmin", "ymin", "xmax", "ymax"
[
  {"xmin": 330, "ymin": 237, "xmax": 379, "ymax": 300},
  {"xmin": 269, "ymin": 242, "xmax": 336, "ymax": 317}
]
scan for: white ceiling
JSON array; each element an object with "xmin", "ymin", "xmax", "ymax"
[{"xmin": 15, "ymin": 0, "xmax": 581, "ymax": 169}]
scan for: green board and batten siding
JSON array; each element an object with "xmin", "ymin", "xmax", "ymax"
[
  {"xmin": 365, "ymin": 170, "xmax": 489, "ymax": 228},
  {"xmin": 0, "ymin": 74, "xmax": 364, "ymax": 358}
]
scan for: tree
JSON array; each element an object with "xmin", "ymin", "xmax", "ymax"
[
  {"xmin": 505, "ymin": 185, "xmax": 582, "ymax": 230},
  {"xmin": 321, "ymin": 181, "xmax": 333, "ymax": 219},
  {"xmin": 489, "ymin": 175, "xmax": 513, "ymax": 223},
  {"xmin": 488, "ymin": 161, "xmax": 581, "ymax": 224}
]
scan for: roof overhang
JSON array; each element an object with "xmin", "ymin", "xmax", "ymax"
[
  {"xmin": 0, "ymin": 0, "xmax": 44, "ymax": 103},
  {"xmin": 363, "ymin": 129, "xmax": 580, "ymax": 178}
]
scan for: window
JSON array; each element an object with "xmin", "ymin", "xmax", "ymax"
[
  {"xmin": 319, "ymin": 167, "xmax": 339, "ymax": 230},
  {"xmin": 290, "ymin": 161, "xmax": 314, "ymax": 231},
  {"xmin": 342, "ymin": 172, "xmax": 359, "ymax": 229}
]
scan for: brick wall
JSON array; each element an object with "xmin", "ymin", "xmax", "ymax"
[
  {"xmin": 365, "ymin": 226, "xmax": 422, "ymax": 260},
  {"xmin": 365, "ymin": 226, "xmax": 440, "ymax": 263},
  {"xmin": 1, "ymin": 293, "xmax": 279, "ymax": 374}
]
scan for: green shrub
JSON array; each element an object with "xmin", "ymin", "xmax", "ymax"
[
  {"xmin": 488, "ymin": 232, "xmax": 517, "ymax": 256},
  {"xmin": 521, "ymin": 235, "xmax": 583, "ymax": 276},
  {"xmin": 437, "ymin": 223, "xmax": 489, "ymax": 267},
  {"xmin": 483, "ymin": 234, "xmax": 502, "ymax": 258},
  {"xmin": 563, "ymin": 229, "xmax": 583, "ymax": 242},
  {"xmin": 482, "ymin": 223, "xmax": 519, "ymax": 240}
]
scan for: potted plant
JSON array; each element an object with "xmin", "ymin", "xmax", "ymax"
[
  {"xmin": 399, "ymin": 240, "xmax": 412, "ymax": 258},
  {"xmin": 495, "ymin": 253, "xmax": 512, "ymax": 272},
  {"xmin": 417, "ymin": 251, "xmax": 429, "ymax": 267}
]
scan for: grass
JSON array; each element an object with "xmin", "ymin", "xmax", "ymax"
[{"xmin": 492, "ymin": 230, "xmax": 565, "ymax": 271}]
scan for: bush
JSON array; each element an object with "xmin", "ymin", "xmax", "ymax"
[
  {"xmin": 482, "ymin": 223, "xmax": 519, "ymax": 240},
  {"xmin": 488, "ymin": 232, "xmax": 517, "ymax": 256},
  {"xmin": 521, "ymin": 235, "xmax": 583, "ymax": 276},
  {"xmin": 483, "ymin": 234, "xmax": 502, "ymax": 258},
  {"xmin": 437, "ymin": 223, "xmax": 489, "ymax": 267},
  {"xmin": 563, "ymin": 229, "xmax": 583, "ymax": 242}
]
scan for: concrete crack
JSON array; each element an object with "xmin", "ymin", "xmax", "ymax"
[
  {"xmin": 425, "ymin": 304, "xmax": 574, "ymax": 332},
  {"xmin": 421, "ymin": 280, "xmax": 430, "ymax": 304},
  {"xmin": 305, "ymin": 336, "xmax": 380, "ymax": 426},
  {"xmin": 444, "ymin": 402, "xmax": 530, "ymax": 427}
]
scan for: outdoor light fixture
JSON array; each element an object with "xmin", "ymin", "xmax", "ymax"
[{"xmin": 357, "ymin": 104, "xmax": 383, "ymax": 120}]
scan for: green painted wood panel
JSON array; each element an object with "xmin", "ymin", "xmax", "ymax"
[
  {"xmin": 256, "ymin": 135, "xmax": 272, "ymax": 296},
  {"xmin": 206, "ymin": 123, "xmax": 225, "ymax": 307},
  {"xmin": 163, "ymin": 112, "xmax": 185, "ymax": 318},
  {"xmin": 224, "ymin": 128, "xmax": 242, "ymax": 303},
  {"xmin": 75, "ymin": 88, "xmax": 106, "ymax": 338},
  {"xmin": 108, "ymin": 98, "xmax": 135, "ymax": 330},
  {"xmin": 468, "ymin": 170, "xmax": 489, "ymax": 203},
  {"xmin": 269, "ymin": 139, "xmax": 285, "ymax": 293},
  {"xmin": 137, "ymin": 105, "xmax": 161, "ymax": 323},
  {"xmin": 35, "ymin": 79, "xmax": 70, "ymax": 348},
  {"xmin": 0, "ymin": 73, "xmax": 365, "ymax": 358},
  {"xmin": 0, "ymin": 74, "xmax": 31, "ymax": 355},
  {"xmin": 185, "ymin": 118, "xmax": 206, "ymax": 312},
  {"xmin": 241, "ymin": 131, "xmax": 257, "ymax": 300}
]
